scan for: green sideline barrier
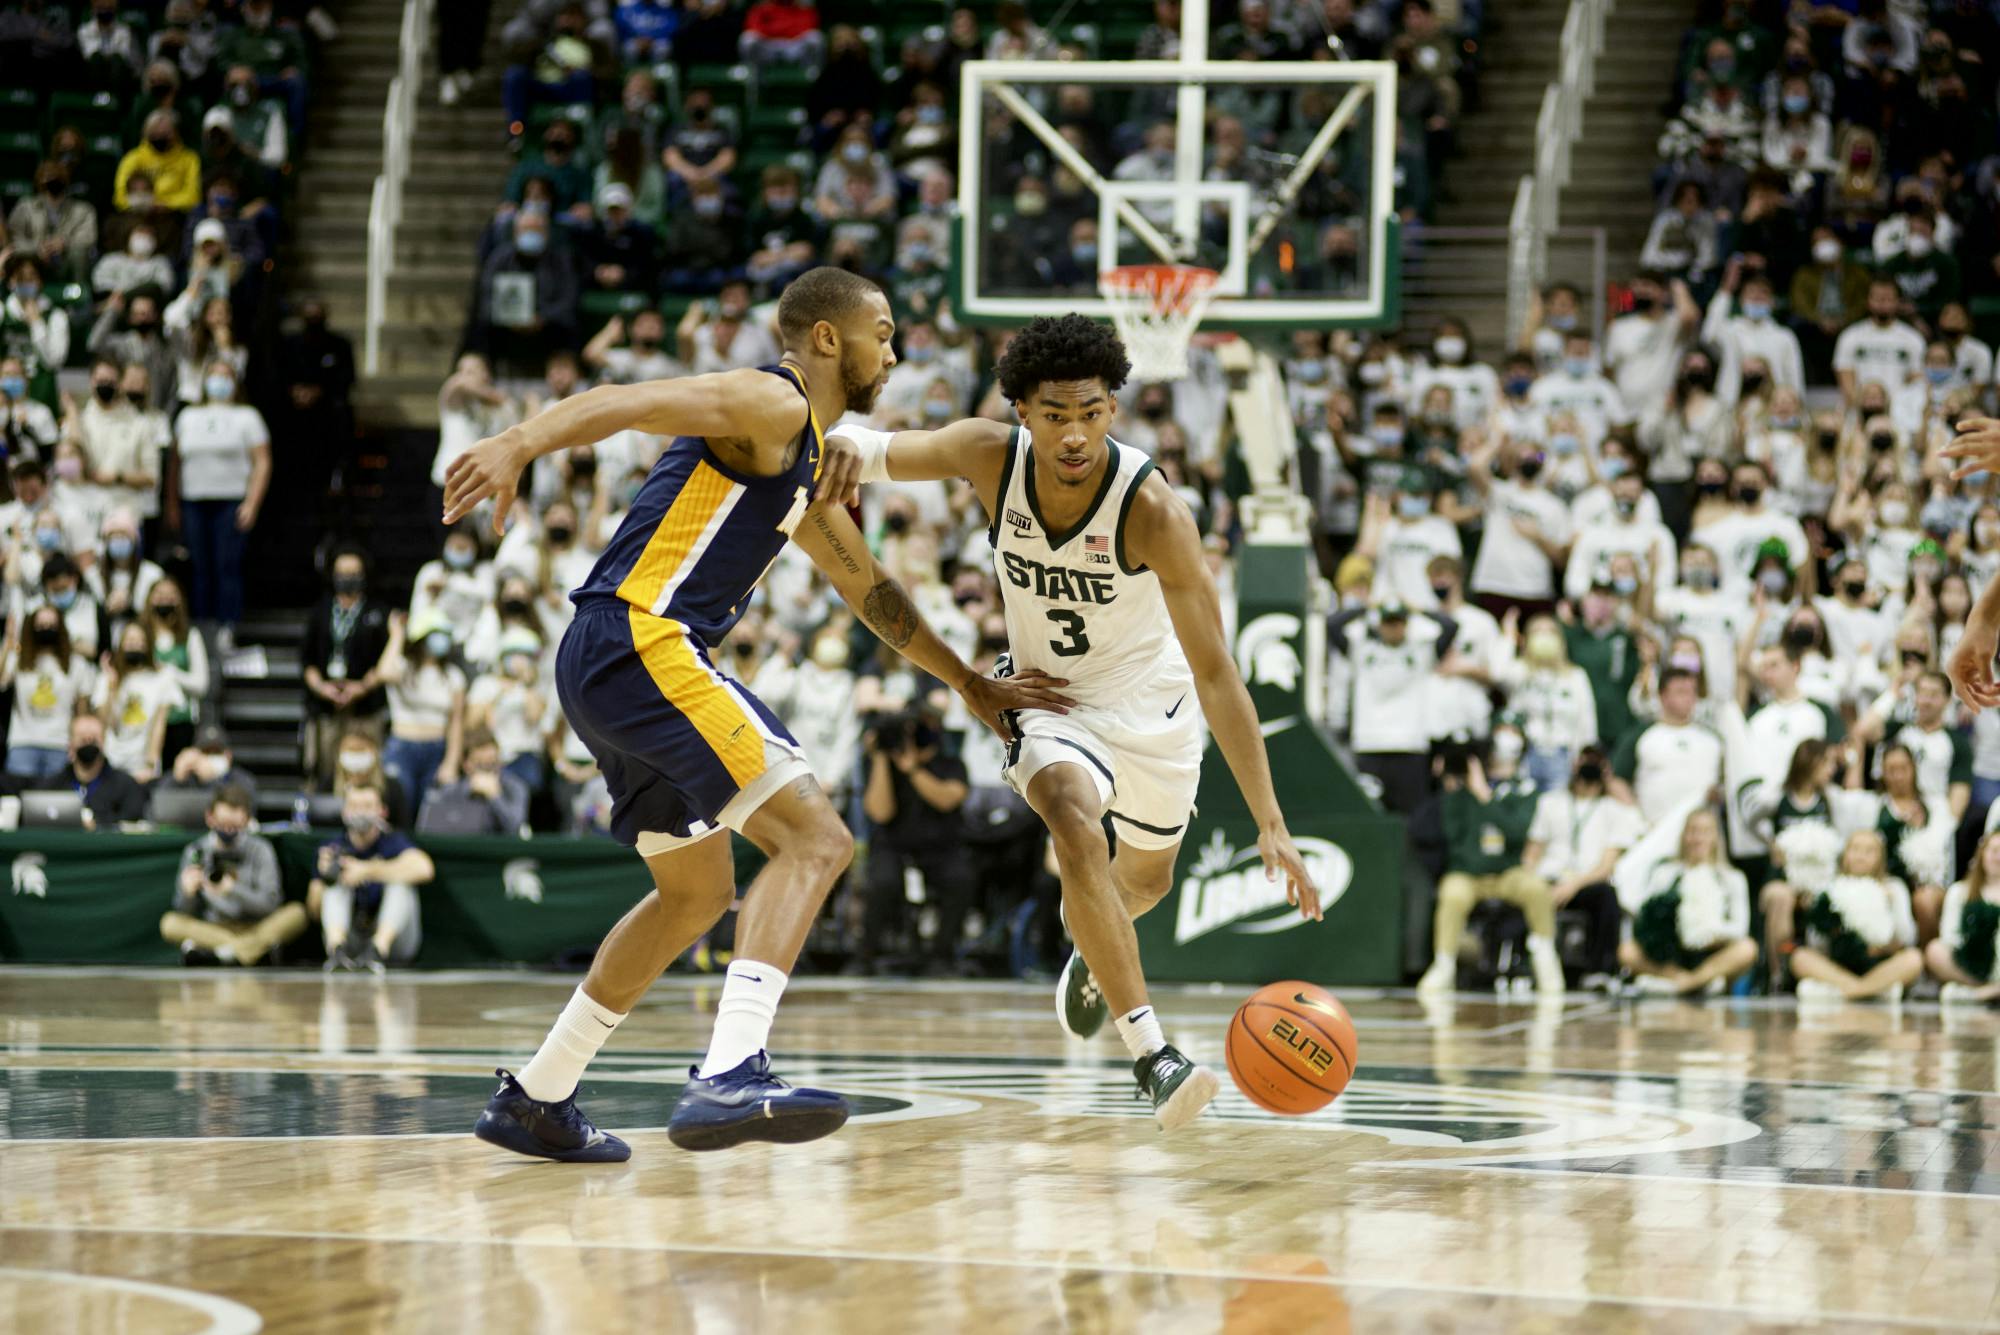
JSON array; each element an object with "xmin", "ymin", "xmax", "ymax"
[{"xmin": 0, "ymin": 830, "xmax": 660, "ymax": 967}]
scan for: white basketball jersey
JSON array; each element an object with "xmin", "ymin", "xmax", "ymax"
[{"xmin": 989, "ymin": 429, "xmax": 1191, "ymax": 709}]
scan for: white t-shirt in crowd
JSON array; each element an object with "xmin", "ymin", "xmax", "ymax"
[
  {"xmin": 174, "ymin": 403, "xmax": 268, "ymax": 501},
  {"xmin": 1655, "ymin": 585, "xmax": 1752, "ymax": 703},
  {"xmin": 1616, "ymin": 718, "xmax": 1726, "ymax": 826},
  {"xmin": 1470, "ymin": 480, "xmax": 1570, "ymax": 600},
  {"xmin": 1530, "ymin": 789, "xmax": 1647, "ymax": 881},
  {"xmin": 690, "ymin": 320, "xmax": 780, "ymax": 375},
  {"xmin": 1426, "ymin": 599, "xmax": 1503, "ymax": 740},
  {"xmin": 1498, "ymin": 662, "xmax": 1599, "ymax": 752},
  {"xmin": 1832, "ymin": 317, "xmax": 1926, "ymax": 393},
  {"xmin": 1372, "ymin": 515, "xmax": 1462, "ymax": 611},
  {"xmin": 467, "ymin": 673, "xmax": 549, "ymax": 761},
  {"xmin": 78, "ymin": 399, "xmax": 170, "ymax": 518},
  {"xmin": 1328, "ymin": 614, "xmax": 1446, "ymax": 755},
  {"xmin": 1527, "ymin": 368, "xmax": 1629, "ymax": 447},
  {"xmin": 595, "ymin": 346, "xmax": 685, "ymax": 385},
  {"xmin": 5, "ymin": 650, "xmax": 93, "ymax": 749},
  {"xmin": 1565, "ymin": 515, "xmax": 1677, "ymax": 600},
  {"xmin": 410, "ymin": 559, "xmax": 498, "ymax": 634},
  {"xmin": 1691, "ymin": 507, "xmax": 1810, "ymax": 597},
  {"xmin": 95, "ymin": 668, "xmax": 183, "ymax": 773},
  {"xmin": 1814, "ymin": 594, "xmax": 1892, "ymax": 664},
  {"xmin": 1409, "ymin": 361, "xmax": 1501, "ymax": 431},
  {"xmin": 1602, "ymin": 311, "xmax": 1686, "ymax": 420},
  {"xmin": 388, "ymin": 661, "xmax": 467, "ymax": 733}
]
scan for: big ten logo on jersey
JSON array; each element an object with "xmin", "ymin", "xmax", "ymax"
[
  {"xmin": 1083, "ymin": 534, "xmax": 1112, "ymax": 565},
  {"xmin": 1000, "ymin": 550, "xmax": 1118, "ymax": 605}
]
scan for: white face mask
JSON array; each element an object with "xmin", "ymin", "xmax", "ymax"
[
  {"xmin": 337, "ymin": 750, "xmax": 374, "ymax": 774},
  {"xmin": 127, "ymin": 231, "xmax": 156, "ymax": 258},
  {"xmin": 1813, "ymin": 238, "xmax": 1841, "ymax": 265},
  {"xmin": 1879, "ymin": 500, "xmax": 1910, "ymax": 527},
  {"xmin": 1906, "ymin": 233, "xmax": 1934, "ymax": 259}
]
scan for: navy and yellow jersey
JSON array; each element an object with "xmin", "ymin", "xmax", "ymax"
[{"xmin": 570, "ymin": 362, "xmax": 824, "ymax": 645}]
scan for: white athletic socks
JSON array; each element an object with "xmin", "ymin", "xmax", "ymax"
[
  {"xmin": 517, "ymin": 986, "xmax": 628, "ymax": 1103},
  {"xmin": 1115, "ymin": 1005, "xmax": 1166, "ymax": 1061},
  {"xmin": 698, "ymin": 959, "xmax": 788, "ymax": 1078}
]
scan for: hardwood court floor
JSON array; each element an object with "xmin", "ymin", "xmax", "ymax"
[{"xmin": 3, "ymin": 968, "xmax": 2000, "ymax": 1334}]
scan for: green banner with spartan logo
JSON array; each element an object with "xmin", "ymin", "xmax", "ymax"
[
  {"xmin": 1133, "ymin": 542, "xmax": 1406, "ymax": 986},
  {"xmin": 0, "ymin": 830, "xmax": 658, "ymax": 967}
]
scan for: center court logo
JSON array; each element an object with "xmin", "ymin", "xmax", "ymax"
[
  {"xmin": 10, "ymin": 852, "xmax": 47, "ymax": 898},
  {"xmin": 1172, "ymin": 829, "xmax": 1351, "ymax": 944},
  {"xmin": 1234, "ymin": 613, "xmax": 1302, "ymax": 692}
]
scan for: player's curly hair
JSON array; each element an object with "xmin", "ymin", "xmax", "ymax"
[{"xmin": 994, "ymin": 314, "xmax": 1132, "ymax": 404}]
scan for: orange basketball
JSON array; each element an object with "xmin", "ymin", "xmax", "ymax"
[{"xmin": 1225, "ymin": 980, "xmax": 1357, "ymax": 1115}]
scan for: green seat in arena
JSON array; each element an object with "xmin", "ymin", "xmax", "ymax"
[
  {"xmin": 683, "ymin": 64, "xmax": 750, "ymax": 112},
  {"xmin": 0, "ymin": 178, "xmax": 33, "ymax": 210},
  {"xmin": 581, "ymin": 289, "xmax": 650, "ymax": 321},
  {"xmin": 48, "ymin": 89, "xmax": 124, "ymax": 137},
  {"xmin": 0, "ymin": 89, "xmax": 38, "ymax": 135},
  {"xmin": 752, "ymin": 64, "xmax": 814, "ymax": 109},
  {"xmin": 745, "ymin": 104, "xmax": 806, "ymax": 144}
]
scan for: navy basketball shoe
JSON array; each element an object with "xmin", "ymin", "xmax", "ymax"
[
  {"xmin": 473, "ymin": 1069, "xmax": 631, "ymax": 1163},
  {"xmin": 667, "ymin": 1051, "xmax": 850, "ymax": 1151}
]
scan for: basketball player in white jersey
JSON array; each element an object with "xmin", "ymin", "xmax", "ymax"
[{"xmin": 834, "ymin": 314, "xmax": 1322, "ymax": 1130}]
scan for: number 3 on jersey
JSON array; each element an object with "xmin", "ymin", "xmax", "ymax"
[{"xmin": 1046, "ymin": 609, "xmax": 1089, "ymax": 656}]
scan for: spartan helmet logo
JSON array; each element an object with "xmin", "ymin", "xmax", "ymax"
[
  {"xmin": 1234, "ymin": 613, "xmax": 1303, "ymax": 692},
  {"xmin": 10, "ymin": 852, "xmax": 47, "ymax": 898},
  {"xmin": 501, "ymin": 858, "xmax": 543, "ymax": 905}
]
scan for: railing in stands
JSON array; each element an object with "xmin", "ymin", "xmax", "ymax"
[
  {"xmin": 1505, "ymin": 0, "xmax": 1610, "ymax": 341},
  {"xmin": 364, "ymin": 0, "xmax": 433, "ymax": 376}
]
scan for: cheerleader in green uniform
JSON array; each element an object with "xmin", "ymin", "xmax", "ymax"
[
  {"xmin": 1927, "ymin": 832, "xmax": 2000, "ymax": 1004},
  {"xmin": 1791, "ymin": 829, "xmax": 1923, "ymax": 1003},
  {"xmin": 1618, "ymin": 806, "xmax": 1759, "ymax": 995}
]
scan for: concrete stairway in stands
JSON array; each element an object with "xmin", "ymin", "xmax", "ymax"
[
  {"xmin": 1404, "ymin": 0, "xmax": 1694, "ymax": 351},
  {"xmin": 286, "ymin": 5, "xmax": 510, "ymax": 427}
]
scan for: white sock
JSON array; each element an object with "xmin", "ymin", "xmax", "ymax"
[
  {"xmin": 1115, "ymin": 1005, "xmax": 1165, "ymax": 1061},
  {"xmin": 698, "ymin": 959, "xmax": 788, "ymax": 1078},
  {"xmin": 517, "ymin": 986, "xmax": 627, "ymax": 1102}
]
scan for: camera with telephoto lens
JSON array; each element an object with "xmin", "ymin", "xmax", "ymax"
[
  {"xmin": 868, "ymin": 709, "xmax": 938, "ymax": 755},
  {"xmin": 202, "ymin": 846, "xmax": 244, "ymax": 883}
]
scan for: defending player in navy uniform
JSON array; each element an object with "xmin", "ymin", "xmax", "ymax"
[
  {"xmin": 830, "ymin": 315, "xmax": 1323, "ymax": 1131},
  {"xmin": 444, "ymin": 269, "xmax": 1069, "ymax": 1160}
]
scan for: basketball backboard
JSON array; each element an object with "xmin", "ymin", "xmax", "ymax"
[{"xmin": 955, "ymin": 57, "xmax": 1401, "ymax": 333}]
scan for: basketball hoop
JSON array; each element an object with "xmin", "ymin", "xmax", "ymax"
[{"xmin": 1098, "ymin": 264, "xmax": 1220, "ymax": 382}]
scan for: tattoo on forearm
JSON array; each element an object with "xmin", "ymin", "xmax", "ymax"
[
  {"xmin": 862, "ymin": 579, "xmax": 918, "ymax": 649},
  {"xmin": 809, "ymin": 509, "xmax": 863, "ymax": 575}
]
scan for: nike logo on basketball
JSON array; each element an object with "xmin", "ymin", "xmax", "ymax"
[
  {"xmin": 1292, "ymin": 993, "xmax": 1342, "ymax": 1018},
  {"xmin": 1166, "ymin": 694, "xmax": 1186, "ymax": 719}
]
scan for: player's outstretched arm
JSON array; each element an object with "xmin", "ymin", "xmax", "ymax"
[
  {"xmin": 791, "ymin": 499, "xmax": 1073, "ymax": 740},
  {"xmin": 828, "ymin": 417, "xmax": 1012, "ymax": 505},
  {"xmin": 1129, "ymin": 479, "xmax": 1324, "ymax": 922},
  {"xmin": 442, "ymin": 370, "xmax": 809, "ymax": 529}
]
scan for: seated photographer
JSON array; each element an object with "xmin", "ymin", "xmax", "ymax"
[
  {"xmin": 416, "ymin": 729, "xmax": 530, "ymax": 835},
  {"xmin": 1418, "ymin": 724, "xmax": 1565, "ymax": 995},
  {"xmin": 852, "ymin": 707, "xmax": 971, "ymax": 976},
  {"xmin": 312, "ymin": 783, "xmax": 434, "ymax": 973},
  {"xmin": 158, "ymin": 785, "xmax": 307, "ymax": 966}
]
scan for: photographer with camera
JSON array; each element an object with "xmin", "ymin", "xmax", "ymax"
[
  {"xmin": 852, "ymin": 706, "xmax": 972, "ymax": 976},
  {"xmin": 312, "ymin": 783, "xmax": 435, "ymax": 973},
  {"xmin": 159, "ymin": 785, "xmax": 307, "ymax": 966}
]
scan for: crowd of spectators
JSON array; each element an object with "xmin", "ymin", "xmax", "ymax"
[
  {"xmin": 28, "ymin": 0, "xmax": 2000, "ymax": 1001},
  {"xmin": 458, "ymin": 0, "xmax": 1480, "ymax": 371},
  {"xmin": 0, "ymin": 0, "xmax": 356, "ymax": 794}
]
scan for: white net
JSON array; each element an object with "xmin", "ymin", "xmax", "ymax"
[{"xmin": 1097, "ymin": 265, "xmax": 1220, "ymax": 383}]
